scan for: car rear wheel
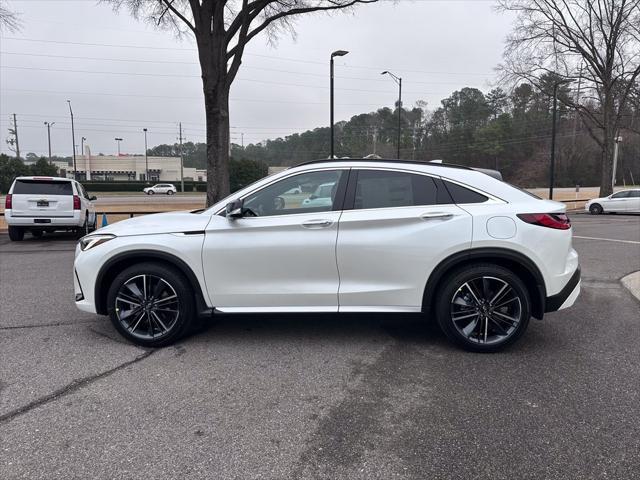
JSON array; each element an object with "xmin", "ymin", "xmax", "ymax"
[
  {"xmin": 107, "ymin": 262, "xmax": 195, "ymax": 347},
  {"xmin": 435, "ymin": 263, "xmax": 531, "ymax": 352},
  {"xmin": 8, "ymin": 226, "xmax": 24, "ymax": 241},
  {"xmin": 589, "ymin": 203, "xmax": 603, "ymax": 215}
]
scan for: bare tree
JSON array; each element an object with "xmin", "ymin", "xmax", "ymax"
[
  {"xmin": 103, "ymin": 0, "xmax": 377, "ymax": 205},
  {"xmin": 0, "ymin": 1, "xmax": 21, "ymax": 32},
  {"xmin": 497, "ymin": 0, "xmax": 640, "ymax": 195}
]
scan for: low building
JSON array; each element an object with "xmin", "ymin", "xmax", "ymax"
[{"xmin": 71, "ymin": 147, "xmax": 206, "ymax": 182}]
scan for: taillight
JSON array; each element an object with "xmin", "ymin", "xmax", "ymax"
[
  {"xmin": 517, "ymin": 213, "xmax": 571, "ymax": 230},
  {"xmin": 73, "ymin": 195, "xmax": 81, "ymax": 210},
  {"xmin": 5, "ymin": 194, "xmax": 11, "ymax": 210}
]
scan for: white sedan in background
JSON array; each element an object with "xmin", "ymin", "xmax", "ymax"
[
  {"xmin": 586, "ymin": 189, "xmax": 640, "ymax": 214},
  {"xmin": 144, "ymin": 184, "xmax": 177, "ymax": 195}
]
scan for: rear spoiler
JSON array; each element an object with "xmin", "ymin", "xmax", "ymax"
[
  {"xmin": 471, "ymin": 168, "xmax": 503, "ymax": 181},
  {"xmin": 429, "ymin": 160, "xmax": 503, "ymax": 181}
]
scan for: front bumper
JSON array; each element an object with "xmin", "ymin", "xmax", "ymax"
[{"xmin": 545, "ymin": 267, "xmax": 581, "ymax": 312}]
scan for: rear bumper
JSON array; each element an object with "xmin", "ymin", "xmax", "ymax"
[
  {"xmin": 545, "ymin": 267, "xmax": 581, "ymax": 312},
  {"xmin": 5, "ymin": 210, "xmax": 82, "ymax": 227}
]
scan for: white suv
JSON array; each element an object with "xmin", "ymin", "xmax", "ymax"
[
  {"xmin": 144, "ymin": 184, "xmax": 177, "ymax": 195},
  {"xmin": 74, "ymin": 159, "xmax": 580, "ymax": 352},
  {"xmin": 5, "ymin": 176, "xmax": 97, "ymax": 241}
]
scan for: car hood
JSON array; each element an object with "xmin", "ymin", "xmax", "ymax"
[
  {"xmin": 586, "ymin": 196, "xmax": 606, "ymax": 204},
  {"xmin": 95, "ymin": 211, "xmax": 211, "ymax": 237}
]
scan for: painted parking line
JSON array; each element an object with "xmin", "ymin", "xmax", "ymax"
[{"xmin": 574, "ymin": 235, "xmax": 640, "ymax": 245}]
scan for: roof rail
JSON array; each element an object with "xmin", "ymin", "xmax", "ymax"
[{"xmin": 294, "ymin": 158, "xmax": 472, "ymax": 170}]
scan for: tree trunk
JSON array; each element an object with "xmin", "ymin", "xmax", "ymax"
[
  {"xmin": 203, "ymin": 81, "xmax": 231, "ymax": 207},
  {"xmin": 599, "ymin": 90, "xmax": 615, "ymax": 197}
]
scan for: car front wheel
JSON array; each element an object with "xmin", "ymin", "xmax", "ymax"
[
  {"xmin": 435, "ymin": 263, "xmax": 531, "ymax": 352},
  {"xmin": 107, "ymin": 262, "xmax": 195, "ymax": 347},
  {"xmin": 167, "ymin": 190, "xmax": 175, "ymax": 195},
  {"xmin": 589, "ymin": 203, "xmax": 603, "ymax": 215},
  {"xmin": 148, "ymin": 190, "xmax": 155, "ymax": 195}
]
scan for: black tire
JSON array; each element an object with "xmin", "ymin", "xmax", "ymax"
[
  {"xmin": 8, "ymin": 226, "xmax": 24, "ymax": 241},
  {"xmin": 31, "ymin": 230, "xmax": 43, "ymax": 238},
  {"xmin": 89, "ymin": 213, "xmax": 97, "ymax": 232},
  {"xmin": 107, "ymin": 262, "xmax": 195, "ymax": 347},
  {"xmin": 148, "ymin": 190, "xmax": 155, "ymax": 195},
  {"xmin": 589, "ymin": 203, "xmax": 603, "ymax": 215},
  {"xmin": 76, "ymin": 215, "xmax": 89, "ymax": 239},
  {"xmin": 435, "ymin": 263, "xmax": 531, "ymax": 352},
  {"xmin": 167, "ymin": 190, "xmax": 175, "ymax": 195}
]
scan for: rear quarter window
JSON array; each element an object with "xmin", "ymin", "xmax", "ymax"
[
  {"xmin": 442, "ymin": 180, "xmax": 488, "ymax": 204},
  {"xmin": 12, "ymin": 180, "xmax": 73, "ymax": 195}
]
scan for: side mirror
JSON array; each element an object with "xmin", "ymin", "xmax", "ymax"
[
  {"xmin": 309, "ymin": 194, "xmax": 318, "ymax": 200},
  {"xmin": 90, "ymin": 195, "xmax": 97, "ymax": 201},
  {"xmin": 226, "ymin": 199, "xmax": 244, "ymax": 219}
]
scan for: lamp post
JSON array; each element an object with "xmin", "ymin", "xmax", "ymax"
[
  {"xmin": 66, "ymin": 100, "xmax": 76, "ymax": 178},
  {"xmin": 115, "ymin": 137, "xmax": 123, "ymax": 156},
  {"xmin": 549, "ymin": 78, "xmax": 574, "ymax": 200},
  {"xmin": 44, "ymin": 121, "xmax": 55, "ymax": 163},
  {"xmin": 143, "ymin": 128, "xmax": 148, "ymax": 182},
  {"xmin": 381, "ymin": 71, "xmax": 402, "ymax": 159},
  {"xmin": 330, "ymin": 50, "xmax": 349, "ymax": 159}
]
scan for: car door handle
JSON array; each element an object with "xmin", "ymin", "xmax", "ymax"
[
  {"xmin": 420, "ymin": 212, "xmax": 454, "ymax": 221},
  {"xmin": 302, "ymin": 219, "xmax": 333, "ymax": 228}
]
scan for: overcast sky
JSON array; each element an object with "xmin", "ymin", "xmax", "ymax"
[{"xmin": 1, "ymin": 0, "xmax": 515, "ymax": 158}]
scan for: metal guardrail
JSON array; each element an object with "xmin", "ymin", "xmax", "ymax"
[{"xmin": 0, "ymin": 200, "xmax": 593, "ymax": 218}]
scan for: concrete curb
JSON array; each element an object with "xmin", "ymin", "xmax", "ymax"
[{"xmin": 621, "ymin": 271, "xmax": 640, "ymax": 302}]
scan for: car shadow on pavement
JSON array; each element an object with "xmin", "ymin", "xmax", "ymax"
[{"xmin": 193, "ymin": 312, "xmax": 451, "ymax": 348}]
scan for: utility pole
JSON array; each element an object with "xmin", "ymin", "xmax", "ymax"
[
  {"xmin": 66, "ymin": 101, "xmax": 77, "ymax": 178},
  {"xmin": 178, "ymin": 122, "xmax": 184, "ymax": 193},
  {"xmin": 549, "ymin": 79, "xmax": 574, "ymax": 200},
  {"xmin": 12, "ymin": 113, "xmax": 20, "ymax": 160},
  {"xmin": 241, "ymin": 132, "xmax": 244, "ymax": 148},
  {"xmin": 142, "ymin": 129, "xmax": 148, "ymax": 182},
  {"xmin": 44, "ymin": 121, "xmax": 55, "ymax": 163},
  {"xmin": 381, "ymin": 71, "xmax": 402, "ymax": 159}
]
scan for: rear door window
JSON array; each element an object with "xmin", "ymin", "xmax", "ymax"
[
  {"xmin": 12, "ymin": 180, "xmax": 73, "ymax": 195},
  {"xmin": 352, "ymin": 170, "xmax": 440, "ymax": 209}
]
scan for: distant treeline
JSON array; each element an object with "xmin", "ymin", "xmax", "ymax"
[{"xmin": 148, "ymin": 77, "xmax": 640, "ymax": 188}]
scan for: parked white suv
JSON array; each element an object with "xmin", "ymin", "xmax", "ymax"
[
  {"xmin": 5, "ymin": 176, "xmax": 97, "ymax": 241},
  {"xmin": 74, "ymin": 159, "xmax": 580, "ymax": 352},
  {"xmin": 144, "ymin": 184, "xmax": 177, "ymax": 195}
]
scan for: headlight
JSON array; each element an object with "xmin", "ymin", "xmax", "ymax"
[{"xmin": 79, "ymin": 234, "xmax": 116, "ymax": 251}]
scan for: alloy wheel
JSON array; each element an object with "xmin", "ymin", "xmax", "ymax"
[
  {"xmin": 114, "ymin": 274, "xmax": 180, "ymax": 340},
  {"xmin": 450, "ymin": 276, "xmax": 522, "ymax": 345}
]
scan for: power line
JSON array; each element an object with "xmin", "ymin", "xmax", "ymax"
[
  {"xmin": 1, "ymin": 37, "xmax": 493, "ymax": 76},
  {"xmin": 0, "ymin": 51, "xmax": 489, "ymax": 86}
]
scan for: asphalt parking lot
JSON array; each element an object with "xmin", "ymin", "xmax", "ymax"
[{"xmin": 1, "ymin": 214, "xmax": 639, "ymax": 479}]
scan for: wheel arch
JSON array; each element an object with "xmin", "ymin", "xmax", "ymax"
[
  {"xmin": 422, "ymin": 248, "xmax": 547, "ymax": 320},
  {"xmin": 95, "ymin": 250, "xmax": 210, "ymax": 316}
]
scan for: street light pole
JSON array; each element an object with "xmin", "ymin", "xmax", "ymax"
[
  {"xmin": 115, "ymin": 137, "xmax": 123, "ymax": 156},
  {"xmin": 66, "ymin": 100, "xmax": 76, "ymax": 178},
  {"xmin": 143, "ymin": 128, "xmax": 148, "ymax": 182},
  {"xmin": 330, "ymin": 50, "xmax": 349, "ymax": 159},
  {"xmin": 44, "ymin": 121, "xmax": 55, "ymax": 163},
  {"xmin": 549, "ymin": 79, "xmax": 574, "ymax": 200},
  {"xmin": 381, "ymin": 71, "xmax": 402, "ymax": 159}
]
